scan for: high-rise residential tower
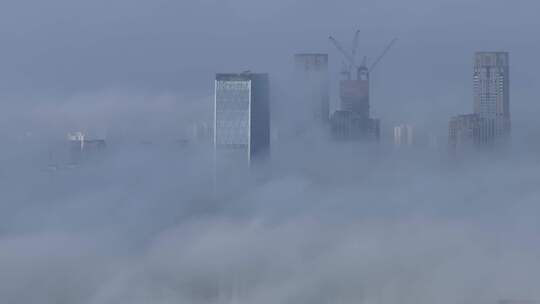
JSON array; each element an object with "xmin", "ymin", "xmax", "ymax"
[
  {"xmin": 473, "ymin": 52, "xmax": 511, "ymax": 144},
  {"xmin": 214, "ymin": 73, "xmax": 270, "ymax": 167},
  {"xmin": 449, "ymin": 52, "xmax": 511, "ymax": 153},
  {"xmin": 293, "ymin": 54, "xmax": 330, "ymax": 129}
]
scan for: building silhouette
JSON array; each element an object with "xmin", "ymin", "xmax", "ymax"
[{"xmin": 294, "ymin": 54, "xmax": 330, "ymax": 125}]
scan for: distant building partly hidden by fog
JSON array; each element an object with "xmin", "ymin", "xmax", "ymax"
[
  {"xmin": 331, "ymin": 110, "xmax": 380, "ymax": 142},
  {"xmin": 192, "ymin": 122, "xmax": 213, "ymax": 144},
  {"xmin": 449, "ymin": 114, "xmax": 480, "ymax": 153},
  {"xmin": 67, "ymin": 132, "xmax": 106, "ymax": 165},
  {"xmin": 394, "ymin": 124, "xmax": 414, "ymax": 147},
  {"xmin": 330, "ymin": 55, "xmax": 380, "ymax": 142},
  {"xmin": 329, "ymin": 64, "xmax": 381, "ymax": 142},
  {"xmin": 214, "ymin": 73, "xmax": 270, "ymax": 169},
  {"xmin": 294, "ymin": 54, "xmax": 330, "ymax": 128},
  {"xmin": 449, "ymin": 52, "xmax": 511, "ymax": 154}
]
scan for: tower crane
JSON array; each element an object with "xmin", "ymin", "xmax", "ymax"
[
  {"xmin": 329, "ymin": 31, "xmax": 397, "ymax": 80},
  {"xmin": 328, "ymin": 35, "xmax": 356, "ymax": 80},
  {"xmin": 369, "ymin": 38, "xmax": 398, "ymax": 73},
  {"xmin": 350, "ymin": 30, "xmax": 361, "ymax": 74}
]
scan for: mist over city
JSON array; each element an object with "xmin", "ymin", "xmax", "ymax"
[{"xmin": 1, "ymin": 0, "xmax": 540, "ymax": 303}]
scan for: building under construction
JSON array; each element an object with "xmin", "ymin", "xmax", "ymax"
[{"xmin": 329, "ymin": 30, "xmax": 396, "ymax": 142}]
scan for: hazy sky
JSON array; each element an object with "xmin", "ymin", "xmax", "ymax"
[{"xmin": 1, "ymin": 0, "xmax": 540, "ymax": 138}]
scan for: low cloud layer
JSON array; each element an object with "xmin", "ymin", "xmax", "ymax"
[{"xmin": 2, "ymin": 128, "xmax": 540, "ymax": 303}]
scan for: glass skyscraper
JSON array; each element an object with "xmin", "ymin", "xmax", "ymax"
[{"xmin": 214, "ymin": 73, "xmax": 270, "ymax": 167}]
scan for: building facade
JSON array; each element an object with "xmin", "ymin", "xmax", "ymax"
[
  {"xmin": 214, "ymin": 73, "xmax": 270, "ymax": 167},
  {"xmin": 473, "ymin": 52, "xmax": 511, "ymax": 145}
]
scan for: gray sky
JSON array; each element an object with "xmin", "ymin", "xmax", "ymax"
[{"xmin": 1, "ymin": 0, "xmax": 540, "ymax": 138}]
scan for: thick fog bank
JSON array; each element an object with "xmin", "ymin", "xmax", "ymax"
[{"xmin": 1, "ymin": 137, "xmax": 539, "ymax": 303}]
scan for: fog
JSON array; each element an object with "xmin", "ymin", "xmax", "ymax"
[{"xmin": 1, "ymin": 0, "xmax": 540, "ymax": 303}]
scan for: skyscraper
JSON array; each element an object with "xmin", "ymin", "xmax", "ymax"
[
  {"xmin": 214, "ymin": 73, "xmax": 270, "ymax": 167},
  {"xmin": 448, "ymin": 52, "xmax": 511, "ymax": 154},
  {"xmin": 294, "ymin": 54, "xmax": 330, "ymax": 125},
  {"xmin": 473, "ymin": 52, "xmax": 511, "ymax": 145}
]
